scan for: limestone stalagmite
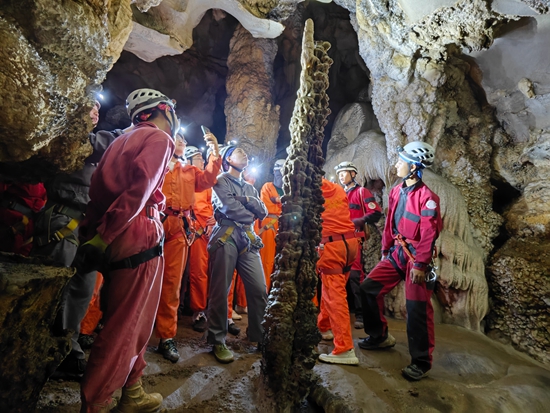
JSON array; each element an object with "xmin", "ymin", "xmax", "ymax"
[{"xmin": 261, "ymin": 18, "xmax": 333, "ymax": 411}]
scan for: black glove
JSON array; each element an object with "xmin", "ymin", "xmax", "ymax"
[
  {"xmin": 352, "ymin": 217, "xmax": 366, "ymax": 231},
  {"xmin": 72, "ymin": 234, "xmax": 108, "ymax": 274},
  {"xmin": 234, "ymin": 196, "xmax": 248, "ymax": 204}
]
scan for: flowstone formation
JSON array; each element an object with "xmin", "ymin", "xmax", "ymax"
[
  {"xmin": 224, "ymin": 23, "xmax": 280, "ymax": 183},
  {"xmin": 0, "ymin": 0, "xmax": 132, "ymax": 180},
  {"xmin": 0, "ymin": 254, "xmax": 74, "ymax": 412},
  {"xmin": 261, "ymin": 18, "xmax": 333, "ymax": 411}
]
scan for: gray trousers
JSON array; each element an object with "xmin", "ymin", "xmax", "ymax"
[
  {"xmin": 207, "ymin": 242, "xmax": 267, "ymax": 345},
  {"xmin": 60, "ymin": 270, "xmax": 97, "ymax": 359}
]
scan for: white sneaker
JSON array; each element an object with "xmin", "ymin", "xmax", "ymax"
[
  {"xmin": 321, "ymin": 330, "xmax": 334, "ymax": 340},
  {"xmin": 235, "ymin": 305, "xmax": 248, "ymax": 314},
  {"xmin": 319, "ymin": 349, "xmax": 359, "ymax": 365},
  {"xmin": 232, "ymin": 312, "xmax": 242, "ymax": 320}
]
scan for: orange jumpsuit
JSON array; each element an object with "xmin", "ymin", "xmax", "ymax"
[
  {"xmin": 80, "ymin": 272, "xmax": 104, "ymax": 336},
  {"xmin": 317, "ymin": 178, "xmax": 358, "ymax": 355},
  {"xmin": 257, "ymin": 182, "xmax": 282, "ymax": 292},
  {"xmin": 186, "ymin": 188, "xmax": 212, "ymax": 314},
  {"xmin": 155, "ymin": 157, "xmax": 221, "ymax": 339}
]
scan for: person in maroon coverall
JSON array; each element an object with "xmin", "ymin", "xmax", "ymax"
[
  {"xmin": 73, "ymin": 88, "xmax": 178, "ymax": 413},
  {"xmin": 359, "ymin": 141, "xmax": 442, "ymax": 382},
  {"xmin": 334, "ymin": 161, "xmax": 382, "ymax": 329}
]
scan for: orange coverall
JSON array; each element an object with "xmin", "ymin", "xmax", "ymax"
[
  {"xmin": 317, "ymin": 178, "xmax": 358, "ymax": 355},
  {"xmin": 257, "ymin": 182, "xmax": 282, "ymax": 292},
  {"xmin": 155, "ymin": 157, "xmax": 221, "ymax": 339},
  {"xmin": 80, "ymin": 272, "xmax": 104, "ymax": 336}
]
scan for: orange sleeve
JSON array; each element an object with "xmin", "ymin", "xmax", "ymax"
[
  {"xmin": 194, "ymin": 157, "xmax": 222, "ymax": 193},
  {"xmin": 260, "ymin": 183, "xmax": 282, "ymax": 216},
  {"xmin": 193, "ymin": 188, "xmax": 213, "ymax": 228}
]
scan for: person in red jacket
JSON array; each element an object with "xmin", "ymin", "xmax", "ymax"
[
  {"xmin": 0, "ymin": 182, "xmax": 47, "ymax": 255},
  {"xmin": 257, "ymin": 159, "xmax": 285, "ymax": 292},
  {"xmin": 334, "ymin": 161, "xmax": 382, "ymax": 329},
  {"xmin": 74, "ymin": 88, "xmax": 177, "ymax": 413},
  {"xmin": 359, "ymin": 141, "xmax": 442, "ymax": 382},
  {"xmin": 317, "ymin": 178, "xmax": 363, "ymax": 366},
  {"xmin": 155, "ymin": 132, "xmax": 221, "ymax": 363}
]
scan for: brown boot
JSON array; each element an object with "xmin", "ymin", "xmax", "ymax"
[{"xmin": 114, "ymin": 379, "xmax": 163, "ymax": 413}]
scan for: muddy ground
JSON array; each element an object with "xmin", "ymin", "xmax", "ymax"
[{"xmin": 37, "ymin": 315, "xmax": 550, "ymax": 412}]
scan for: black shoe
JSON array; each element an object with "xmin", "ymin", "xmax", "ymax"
[
  {"xmin": 354, "ymin": 314, "xmax": 364, "ymax": 329},
  {"xmin": 402, "ymin": 364, "xmax": 429, "ymax": 381},
  {"xmin": 78, "ymin": 333, "xmax": 95, "ymax": 349},
  {"xmin": 358, "ymin": 333, "xmax": 396, "ymax": 350},
  {"xmin": 192, "ymin": 313, "xmax": 207, "ymax": 333},
  {"xmin": 157, "ymin": 339, "xmax": 180, "ymax": 363},
  {"xmin": 228, "ymin": 322, "xmax": 241, "ymax": 336},
  {"xmin": 50, "ymin": 355, "xmax": 86, "ymax": 381}
]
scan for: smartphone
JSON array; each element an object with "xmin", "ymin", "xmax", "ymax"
[{"xmin": 201, "ymin": 125, "xmax": 210, "ymax": 135}]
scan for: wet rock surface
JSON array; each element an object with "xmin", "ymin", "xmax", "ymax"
[{"xmin": 37, "ymin": 316, "xmax": 550, "ymax": 413}]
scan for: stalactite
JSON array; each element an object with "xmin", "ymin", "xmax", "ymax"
[{"xmin": 261, "ymin": 18, "xmax": 333, "ymax": 412}]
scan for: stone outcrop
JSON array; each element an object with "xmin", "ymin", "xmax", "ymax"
[
  {"xmin": 125, "ymin": 0, "xmax": 285, "ymax": 62},
  {"xmin": 224, "ymin": 24, "xmax": 280, "ymax": 183},
  {"xmin": 0, "ymin": 0, "xmax": 132, "ymax": 181},
  {"xmin": 0, "ymin": 254, "xmax": 73, "ymax": 412},
  {"xmin": 262, "ymin": 18, "xmax": 332, "ymax": 411}
]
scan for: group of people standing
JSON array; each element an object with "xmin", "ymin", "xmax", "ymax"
[{"xmin": 0, "ymin": 86, "xmax": 442, "ymax": 412}]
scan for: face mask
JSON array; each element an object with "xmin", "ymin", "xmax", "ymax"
[{"xmin": 273, "ymin": 170, "xmax": 283, "ymax": 188}]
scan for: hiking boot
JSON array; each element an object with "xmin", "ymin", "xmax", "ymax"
[
  {"xmin": 157, "ymin": 339, "xmax": 179, "ymax": 363},
  {"xmin": 213, "ymin": 343, "xmax": 234, "ymax": 363},
  {"xmin": 114, "ymin": 378, "xmax": 163, "ymax": 413},
  {"xmin": 319, "ymin": 349, "xmax": 359, "ymax": 365},
  {"xmin": 354, "ymin": 314, "xmax": 364, "ymax": 330},
  {"xmin": 228, "ymin": 322, "xmax": 241, "ymax": 336},
  {"xmin": 50, "ymin": 355, "xmax": 86, "ymax": 381},
  {"xmin": 358, "ymin": 333, "xmax": 396, "ymax": 350},
  {"xmin": 78, "ymin": 333, "xmax": 95, "ymax": 349},
  {"xmin": 231, "ymin": 312, "xmax": 242, "ymax": 320},
  {"xmin": 235, "ymin": 305, "xmax": 248, "ymax": 314},
  {"xmin": 320, "ymin": 330, "xmax": 334, "ymax": 340},
  {"xmin": 402, "ymin": 364, "xmax": 429, "ymax": 381},
  {"xmin": 192, "ymin": 312, "xmax": 207, "ymax": 333}
]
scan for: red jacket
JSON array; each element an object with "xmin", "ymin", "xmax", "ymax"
[
  {"xmin": 345, "ymin": 184, "xmax": 382, "ymax": 223},
  {"xmin": 382, "ymin": 180, "xmax": 442, "ymax": 270}
]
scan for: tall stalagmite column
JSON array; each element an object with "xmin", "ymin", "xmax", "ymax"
[
  {"xmin": 224, "ymin": 23, "xmax": 280, "ymax": 184},
  {"xmin": 261, "ymin": 19, "xmax": 333, "ymax": 412}
]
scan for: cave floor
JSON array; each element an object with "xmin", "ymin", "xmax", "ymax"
[{"xmin": 37, "ymin": 315, "xmax": 550, "ymax": 413}]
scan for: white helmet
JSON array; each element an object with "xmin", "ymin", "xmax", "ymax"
[
  {"xmin": 126, "ymin": 88, "xmax": 174, "ymax": 123},
  {"xmin": 273, "ymin": 159, "xmax": 285, "ymax": 171},
  {"xmin": 398, "ymin": 141, "xmax": 435, "ymax": 168},
  {"xmin": 334, "ymin": 161, "xmax": 358, "ymax": 174},
  {"xmin": 184, "ymin": 146, "xmax": 202, "ymax": 160}
]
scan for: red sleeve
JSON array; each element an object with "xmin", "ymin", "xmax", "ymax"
[
  {"xmin": 381, "ymin": 186, "xmax": 397, "ymax": 253},
  {"xmin": 194, "ymin": 157, "xmax": 222, "ymax": 193},
  {"xmin": 97, "ymin": 134, "xmax": 174, "ymax": 245},
  {"xmin": 413, "ymin": 192, "xmax": 442, "ymax": 270}
]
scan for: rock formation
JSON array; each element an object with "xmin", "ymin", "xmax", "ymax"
[
  {"xmin": 0, "ymin": 0, "xmax": 133, "ymax": 181},
  {"xmin": 224, "ymin": 24, "xmax": 281, "ymax": 183},
  {"xmin": 0, "ymin": 254, "xmax": 73, "ymax": 413},
  {"xmin": 261, "ymin": 18, "xmax": 332, "ymax": 411}
]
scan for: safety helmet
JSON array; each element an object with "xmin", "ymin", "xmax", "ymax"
[
  {"xmin": 219, "ymin": 144, "xmax": 237, "ymax": 172},
  {"xmin": 126, "ymin": 88, "xmax": 175, "ymax": 123},
  {"xmin": 184, "ymin": 146, "xmax": 202, "ymax": 160},
  {"xmin": 398, "ymin": 141, "xmax": 435, "ymax": 168},
  {"xmin": 273, "ymin": 159, "xmax": 285, "ymax": 171},
  {"xmin": 334, "ymin": 161, "xmax": 358, "ymax": 175}
]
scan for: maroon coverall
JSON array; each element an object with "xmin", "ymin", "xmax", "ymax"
[
  {"xmin": 360, "ymin": 180, "xmax": 442, "ymax": 373},
  {"xmin": 79, "ymin": 122, "xmax": 174, "ymax": 412}
]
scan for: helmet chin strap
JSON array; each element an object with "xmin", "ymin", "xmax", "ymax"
[
  {"xmin": 229, "ymin": 163, "xmax": 244, "ymax": 173},
  {"xmin": 403, "ymin": 163, "xmax": 423, "ymax": 182},
  {"xmin": 162, "ymin": 108, "xmax": 178, "ymax": 138}
]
